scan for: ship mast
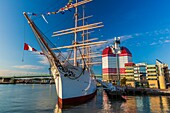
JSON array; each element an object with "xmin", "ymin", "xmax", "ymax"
[
  {"xmin": 74, "ymin": 0, "xmax": 78, "ymax": 66},
  {"xmin": 82, "ymin": 5, "xmax": 85, "ymax": 68},
  {"xmin": 52, "ymin": 0, "xmax": 105, "ymax": 67}
]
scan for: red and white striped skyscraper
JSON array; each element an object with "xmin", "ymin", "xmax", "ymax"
[{"xmin": 102, "ymin": 37, "xmax": 132, "ymax": 82}]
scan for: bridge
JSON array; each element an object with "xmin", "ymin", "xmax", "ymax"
[
  {"xmin": 0, "ymin": 74, "xmax": 52, "ymax": 79},
  {"xmin": 0, "ymin": 74, "xmax": 53, "ymax": 84}
]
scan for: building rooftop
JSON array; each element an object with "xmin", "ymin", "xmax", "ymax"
[{"xmin": 102, "ymin": 46, "xmax": 132, "ymax": 56}]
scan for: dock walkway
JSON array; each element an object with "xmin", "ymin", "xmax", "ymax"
[{"xmin": 96, "ymin": 79, "xmax": 170, "ymax": 96}]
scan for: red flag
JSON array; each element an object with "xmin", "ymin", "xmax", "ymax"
[
  {"xmin": 24, "ymin": 43, "xmax": 37, "ymax": 51},
  {"xmin": 24, "ymin": 43, "xmax": 44, "ymax": 55},
  {"xmin": 22, "ymin": 43, "xmax": 45, "ymax": 62}
]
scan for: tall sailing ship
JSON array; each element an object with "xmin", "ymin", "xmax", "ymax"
[{"xmin": 23, "ymin": 0, "xmax": 106, "ymax": 108}]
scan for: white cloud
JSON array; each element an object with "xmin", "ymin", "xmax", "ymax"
[
  {"xmin": 36, "ymin": 51, "xmax": 69, "ymax": 65},
  {"xmin": 164, "ymin": 40, "xmax": 170, "ymax": 43},
  {"xmin": 82, "ymin": 28, "xmax": 170, "ymax": 53},
  {"xmin": 87, "ymin": 34, "xmax": 135, "ymax": 54},
  {"xmin": 150, "ymin": 42, "xmax": 157, "ymax": 45},
  {"xmin": 150, "ymin": 39, "xmax": 170, "ymax": 46},
  {"xmin": 28, "ymin": 51, "xmax": 49, "ymax": 65},
  {"xmin": 158, "ymin": 40, "xmax": 163, "ymax": 44},
  {"xmin": 0, "ymin": 69, "xmax": 47, "ymax": 77},
  {"xmin": 120, "ymin": 35, "xmax": 133, "ymax": 41},
  {"xmin": 28, "ymin": 28, "xmax": 170, "ymax": 66},
  {"xmin": 134, "ymin": 33, "xmax": 141, "ymax": 37},
  {"xmin": 38, "ymin": 56, "xmax": 49, "ymax": 65},
  {"xmin": 120, "ymin": 29, "xmax": 170, "ymax": 46},
  {"xmin": 92, "ymin": 28, "xmax": 170, "ymax": 50},
  {"xmin": 13, "ymin": 65, "xmax": 44, "ymax": 70}
]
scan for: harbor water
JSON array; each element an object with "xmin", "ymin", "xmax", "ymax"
[{"xmin": 0, "ymin": 84, "xmax": 170, "ymax": 113}]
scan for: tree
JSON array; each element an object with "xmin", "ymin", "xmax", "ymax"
[{"xmin": 121, "ymin": 77, "xmax": 127, "ymax": 86}]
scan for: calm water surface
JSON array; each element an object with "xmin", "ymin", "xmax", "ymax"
[{"xmin": 0, "ymin": 84, "xmax": 170, "ymax": 113}]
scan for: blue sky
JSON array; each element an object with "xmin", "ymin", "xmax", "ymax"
[{"xmin": 0, "ymin": 0, "xmax": 170, "ymax": 76}]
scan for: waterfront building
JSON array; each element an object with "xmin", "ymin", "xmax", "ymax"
[
  {"xmin": 125, "ymin": 60, "xmax": 170, "ymax": 89},
  {"xmin": 146, "ymin": 64, "xmax": 159, "ymax": 88},
  {"xmin": 156, "ymin": 59, "xmax": 169, "ymax": 89},
  {"xmin": 124, "ymin": 60, "xmax": 170, "ymax": 89},
  {"xmin": 125, "ymin": 62, "xmax": 135, "ymax": 87},
  {"xmin": 125, "ymin": 62, "xmax": 147, "ymax": 87},
  {"xmin": 102, "ymin": 38, "xmax": 170, "ymax": 89},
  {"xmin": 134, "ymin": 63, "xmax": 147, "ymax": 87},
  {"xmin": 102, "ymin": 38, "xmax": 132, "ymax": 83}
]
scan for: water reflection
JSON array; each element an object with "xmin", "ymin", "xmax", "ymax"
[
  {"xmin": 53, "ymin": 88, "xmax": 126, "ymax": 113},
  {"xmin": 149, "ymin": 96, "xmax": 170, "ymax": 113},
  {"xmin": 102, "ymin": 91, "xmax": 126, "ymax": 113},
  {"xmin": 1, "ymin": 85, "xmax": 170, "ymax": 113},
  {"xmin": 121, "ymin": 96, "xmax": 170, "ymax": 113},
  {"xmin": 53, "ymin": 87, "xmax": 170, "ymax": 113},
  {"xmin": 54, "ymin": 104, "xmax": 62, "ymax": 113}
]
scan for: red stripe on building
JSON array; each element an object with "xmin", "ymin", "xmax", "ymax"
[
  {"xmin": 125, "ymin": 62, "xmax": 135, "ymax": 66},
  {"xmin": 103, "ymin": 68, "xmax": 125, "ymax": 74},
  {"xmin": 119, "ymin": 54, "xmax": 132, "ymax": 57}
]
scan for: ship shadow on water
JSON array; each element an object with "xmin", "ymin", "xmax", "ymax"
[
  {"xmin": 53, "ymin": 87, "xmax": 126, "ymax": 113},
  {"xmin": 104, "ymin": 89, "xmax": 127, "ymax": 102},
  {"xmin": 54, "ymin": 90, "xmax": 98, "ymax": 112},
  {"xmin": 54, "ymin": 96, "xmax": 97, "ymax": 113},
  {"xmin": 56, "ymin": 95, "xmax": 97, "ymax": 109}
]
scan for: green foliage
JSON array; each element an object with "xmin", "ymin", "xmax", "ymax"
[{"xmin": 121, "ymin": 77, "xmax": 127, "ymax": 86}]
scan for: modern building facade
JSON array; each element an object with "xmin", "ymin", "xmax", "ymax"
[
  {"xmin": 156, "ymin": 59, "xmax": 169, "ymax": 89},
  {"xmin": 125, "ymin": 62, "xmax": 147, "ymax": 87},
  {"xmin": 102, "ymin": 38, "xmax": 132, "ymax": 83},
  {"xmin": 125, "ymin": 62, "xmax": 135, "ymax": 87},
  {"xmin": 147, "ymin": 64, "xmax": 159, "ymax": 88},
  {"xmin": 102, "ymin": 38, "xmax": 170, "ymax": 89},
  {"xmin": 134, "ymin": 63, "xmax": 147, "ymax": 82},
  {"xmin": 124, "ymin": 60, "xmax": 169, "ymax": 89}
]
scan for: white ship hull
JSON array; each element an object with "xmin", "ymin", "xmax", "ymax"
[
  {"xmin": 52, "ymin": 65, "xmax": 97, "ymax": 108},
  {"xmin": 23, "ymin": 0, "xmax": 102, "ymax": 108}
]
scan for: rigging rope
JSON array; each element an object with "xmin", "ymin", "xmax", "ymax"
[
  {"xmin": 24, "ymin": 0, "xmax": 90, "ymax": 80},
  {"xmin": 64, "ymin": 47, "xmax": 87, "ymax": 80},
  {"xmin": 22, "ymin": 20, "xmax": 27, "ymax": 62}
]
